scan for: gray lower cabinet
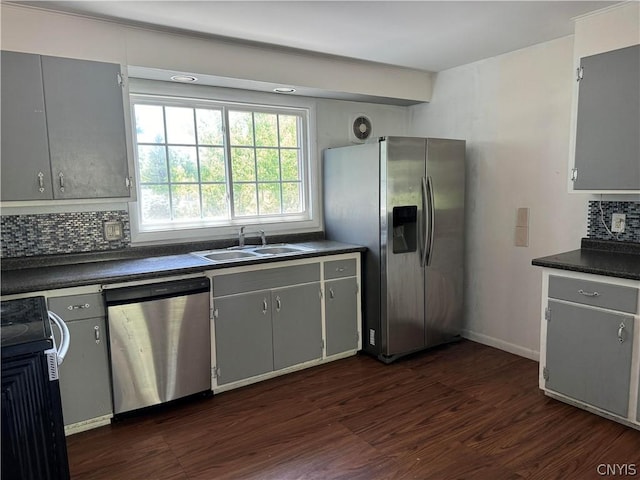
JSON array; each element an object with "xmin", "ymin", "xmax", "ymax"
[
  {"xmin": 573, "ymin": 44, "xmax": 640, "ymax": 191},
  {"xmin": 214, "ymin": 290, "xmax": 275, "ymax": 385},
  {"xmin": 1, "ymin": 50, "xmax": 130, "ymax": 200},
  {"xmin": 47, "ymin": 293, "xmax": 112, "ymax": 426},
  {"xmin": 325, "ymin": 277, "xmax": 359, "ymax": 356},
  {"xmin": 545, "ymin": 299, "xmax": 634, "ymax": 417},
  {"xmin": 213, "ymin": 263, "xmax": 323, "ymax": 386},
  {"xmin": 272, "ymin": 283, "xmax": 322, "ymax": 370}
]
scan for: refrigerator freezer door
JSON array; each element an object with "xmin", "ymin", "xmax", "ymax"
[{"xmin": 381, "ymin": 137, "xmax": 427, "ymax": 357}]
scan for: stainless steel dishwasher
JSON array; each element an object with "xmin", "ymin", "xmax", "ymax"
[{"xmin": 104, "ymin": 277, "xmax": 211, "ymax": 415}]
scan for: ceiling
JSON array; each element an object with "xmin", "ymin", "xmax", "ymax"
[{"xmin": 17, "ymin": 1, "xmax": 619, "ymax": 72}]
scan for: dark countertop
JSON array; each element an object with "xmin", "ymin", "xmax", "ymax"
[
  {"xmin": 1, "ymin": 240, "xmax": 366, "ymax": 296},
  {"xmin": 532, "ymin": 238, "xmax": 640, "ymax": 281}
]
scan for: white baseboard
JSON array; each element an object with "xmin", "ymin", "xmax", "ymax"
[{"xmin": 461, "ymin": 329, "xmax": 540, "ymax": 362}]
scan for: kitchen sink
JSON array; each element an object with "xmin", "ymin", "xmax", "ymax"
[{"xmin": 192, "ymin": 243, "xmax": 313, "ymax": 263}]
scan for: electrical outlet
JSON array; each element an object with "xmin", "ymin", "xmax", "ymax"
[
  {"xmin": 104, "ymin": 220, "xmax": 124, "ymax": 241},
  {"xmin": 611, "ymin": 213, "xmax": 626, "ymax": 233}
]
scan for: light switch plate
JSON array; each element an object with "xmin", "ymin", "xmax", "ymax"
[
  {"xmin": 515, "ymin": 226, "xmax": 529, "ymax": 247},
  {"xmin": 516, "ymin": 207, "xmax": 529, "ymax": 227},
  {"xmin": 104, "ymin": 220, "xmax": 124, "ymax": 241}
]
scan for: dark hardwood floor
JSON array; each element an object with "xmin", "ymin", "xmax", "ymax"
[{"xmin": 66, "ymin": 340, "xmax": 640, "ymax": 479}]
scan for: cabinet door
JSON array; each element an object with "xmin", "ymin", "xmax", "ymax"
[
  {"xmin": 272, "ymin": 283, "xmax": 322, "ymax": 370},
  {"xmin": 0, "ymin": 51, "xmax": 53, "ymax": 200},
  {"xmin": 214, "ymin": 291, "xmax": 274, "ymax": 385},
  {"xmin": 41, "ymin": 56, "xmax": 130, "ymax": 199},
  {"xmin": 573, "ymin": 44, "xmax": 640, "ymax": 190},
  {"xmin": 325, "ymin": 277, "xmax": 359, "ymax": 356},
  {"xmin": 58, "ymin": 317, "xmax": 112, "ymax": 425},
  {"xmin": 546, "ymin": 300, "xmax": 634, "ymax": 417}
]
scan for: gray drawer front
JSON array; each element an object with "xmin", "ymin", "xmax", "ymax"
[
  {"xmin": 324, "ymin": 259, "xmax": 357, "ymax": 280},
  {"xmin": 48, "ymin": 293, "xmax": 105, "ymax": 321},
  {"xmin": 549, "ymin": 276, "xmax": 638, "ymax": 314},
  {"xmin": 214, "ymin": 263, "xmax": 320, "ymax": 297}
]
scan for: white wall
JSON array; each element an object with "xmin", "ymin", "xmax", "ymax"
[{"xmin": 409, "ymin": 36, "xmax": 590, "ymax": 360}]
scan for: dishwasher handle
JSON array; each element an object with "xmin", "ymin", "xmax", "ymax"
[{"xmin": 105, "ymin": 278, "xmax": 210, "ymax": 305}]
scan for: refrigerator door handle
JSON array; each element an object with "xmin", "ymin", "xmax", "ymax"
[
  {"xmin": 425, "ymin": 175, "xmax": 435, "ymax": 266},
  {"xmin": 421, "ymin": 176, "xmax": 429, "ymax": 267}
]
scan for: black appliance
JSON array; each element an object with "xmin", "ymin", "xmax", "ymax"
[{"xmin": 1, "ymin": 296, "xmax": 70, "ymax": 480}]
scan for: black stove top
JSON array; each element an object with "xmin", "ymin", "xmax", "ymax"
[{"xmin": 1, "ymin": 296, "xmax": 52, "ymax": 355}]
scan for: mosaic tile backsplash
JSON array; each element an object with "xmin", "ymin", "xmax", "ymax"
[
  {"xmin": 587, "ymin": 201, "xmax": 640, "ymax": 243},
  {"xmin": 1, "ymin": 210, "xmax": 131, "ymax": 258}
]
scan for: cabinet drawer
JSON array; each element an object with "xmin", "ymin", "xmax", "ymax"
[
  {"xmin": 324, "ymin": 259, "xmax": 357, "ymax": 279},
  {"xmin": 47, "ymin": 293, "xmax": 105, "ymax": 321},
  {"xmin": 549, "ymin": 275, "xmax": 638, "ymax": 314},
  {"xmin": 213, "ymin": 263, "xmax": 320, "ymax": 297}
]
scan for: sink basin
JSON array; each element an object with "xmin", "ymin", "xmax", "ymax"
[
  {"xmin": 251, "ymin": 245, "xmax": 310, "ymax": 255},
  {"xmin": 196, "ymin": 250, "xmax": 259, "ymax": 262}
]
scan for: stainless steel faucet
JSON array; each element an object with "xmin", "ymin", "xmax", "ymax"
[{"xmin": 238, "ymin": 227, "xmax": 266, "ymax": 247}]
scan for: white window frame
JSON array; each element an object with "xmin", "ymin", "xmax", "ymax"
[{"xmin": 127, "ymin": 79, "xmax": 320, "ymax": 245}]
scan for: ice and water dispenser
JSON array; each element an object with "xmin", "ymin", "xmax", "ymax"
[{"xmin": 392, "ymin": 206, "xmax": 417, "ymax": 253}]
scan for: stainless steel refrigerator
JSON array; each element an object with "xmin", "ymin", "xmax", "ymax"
[{"xmin": 323, "ymin": 137, "xmax": 465, "ymax": 363}]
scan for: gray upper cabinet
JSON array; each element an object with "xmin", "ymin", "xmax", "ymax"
[
  {"xmin": 573, "ymin": 44, "xmax": 640, "ymax": 191},
  {"xmin": 1, "ymin": 52, "xmax": 52, "ymax": 200},
  {"xmin": 1, "ymin": 51, "xmax": 131, "ymax": 201}
]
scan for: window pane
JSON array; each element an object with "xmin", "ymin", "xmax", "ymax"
[
  {"xmin": 168, "ymin": 146, "xmax": 198, "ymax": 182},
  {"xmin": 135, "ymin": 105, "xmax": 165, "ymax": 143},
  {"xmin": 231, "ymin": 147, "xmax": 256, "ymax": 181},
  {"xmin": 199, "ymin": 147, "xmax": 226, "ymax": 182},
  {"xmin": 233, "ymin": 183, "xmax": 257, "ymax": 216},
  {"xmin": 138, "ymin": 146, "xmax": 168, "ymax": 183},
  {"xmin": 229, "ymin": 111, "xmax": 253, "ymax": 146},
  {"xmin": 258, "ymin": 183, "xmax": 282, "ymax": 215},
  {"xmin": 171, "ymin": 184, "xmax": 201, "ymax": 219},
  {"xmin": 202, "ymin": 184, "xmax": 228, "ymax": 219},
  {"xmin": 254, "ymin": 112, "xmax": 278, "ymax": 147},
  {"xmin": 256, "ymin": 148, "xmax": 280, "ymax": 181},
  {"xmin": 281, "ymin": 150, "xmax": 300, "ymax": 181},
  {"xmin": 166, "ymin": 107, "xmax": 195, "ymax": 144},
  {"xmin": 196, "ymin": 109, "xmax": 223, "ymax": 145},
  {"xmin": 140, "ymin": 185, "xmax": 170, "ymax": 221},
  {"xmin": 282, "ymin": 182, "xmax": 302, "ymax": 213},
  {"xmin": 279, "ymin": 115, "xmax": 298, "ymax": 147}
]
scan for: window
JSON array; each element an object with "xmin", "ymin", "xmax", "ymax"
[{"xmin": 129, "ymin": 92, "xmax": 315, "ymax": 242}]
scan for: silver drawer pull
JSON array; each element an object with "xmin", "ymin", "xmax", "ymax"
[
  {"xmin": 68, "ymin": 303, "xmax": 90, "ymax": 310},
  {"xmin": 329, "ymin": 288, "xmax": 335, "ymax": 299},
  {"xmin": 578, "ymin": 289, "xmax": 599, "ymax": 297},
  {"xmin": 618, "ymin": 323, "xmax": 626, "ymax": 344},
  {"xmin": 262, "ymin": 299, "xmax": 268, "ymax": 315},
  {"xmin": 94, "ymin": 325, "xmax": 101, "ymax": 344},
  {"xmin": 336, "ymin": 267, "xmax": 346, "ymax": 272},
  {"xmin": 59, "ymin": 172, "xmax": 65, "ymax": 192}
]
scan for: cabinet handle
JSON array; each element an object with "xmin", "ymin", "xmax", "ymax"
[
  {"xmin": 329, "ymin": 288, "xmax": 335, "ymax": 299},
  {"xmin": 94, "ymin": 325, "xmax": 101, "ymax": 344},
  {"xmin": 618, "ymin": 323, "xmax": 626, "ymax": 344},
  {"xmin": 37, "ymin": 172, "xmax": 45, "ymax": 193},
  {"xmin": 336, "ymin": 267, "xmax": 346, "ymax": 272},
  {"xmin": 578, "ymin": 289, "xmax": 599, "ymax": 297},
  {"xmin": 58, "ymin": 172, "xmax": 65, "ymax": 192},
  {"xmin": 275, "ymin": 296, "xmax": 281, "ymax": 312},
  {"xmin": 262, "ymin": 299, "xmax": 268, "ymax": 315},
  {"xmin": 67, "ymin": 303, "xmax": 90, "ymax": 310}
]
